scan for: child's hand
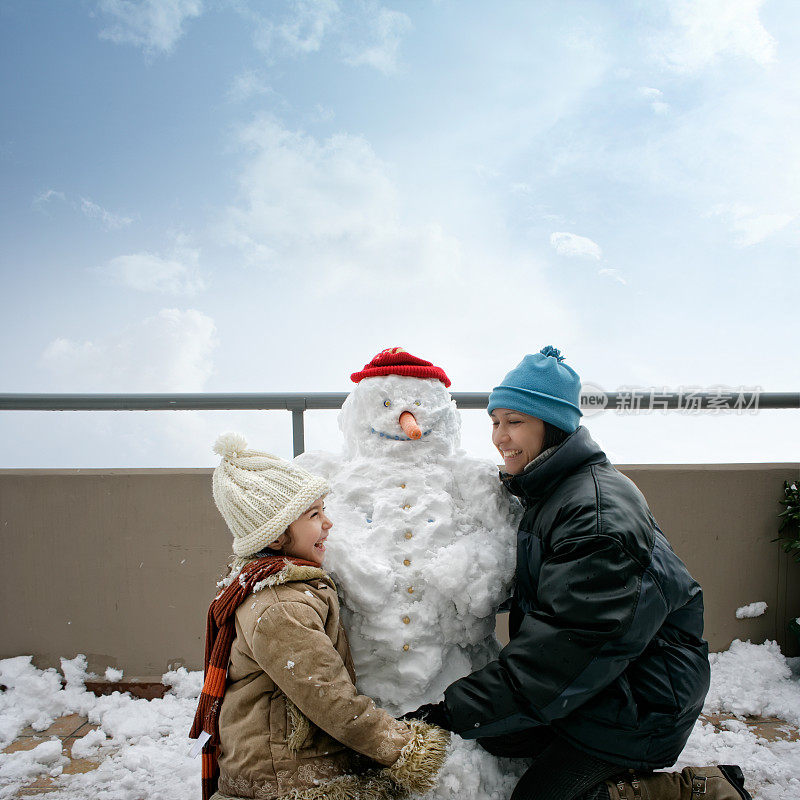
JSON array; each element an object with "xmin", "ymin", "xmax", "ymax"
[{"xmin": 400, "ymin": 701, "xmax": 453, "ymax": 731}]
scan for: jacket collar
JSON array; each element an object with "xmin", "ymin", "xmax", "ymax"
[
  {"xmin": 254, "ymin": 561, "xmax": 329, "ymax": 588},
  {"xmin": 501, "ymin": 426, "xmax": 607, "ymax": 506}
]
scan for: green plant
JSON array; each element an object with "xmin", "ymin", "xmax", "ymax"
[{"xmin": 774, "ymin": 479, "xmax": 800, "ymax": 562}]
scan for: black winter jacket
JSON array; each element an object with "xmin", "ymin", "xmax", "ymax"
[{"xmin": 444, "ymin": 426, "xmax": 710, "ymax": 769}]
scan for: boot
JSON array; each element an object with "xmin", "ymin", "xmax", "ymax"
[{"xmin": 605, "ymin": 765, "xmax": 753, "ymax": 800}]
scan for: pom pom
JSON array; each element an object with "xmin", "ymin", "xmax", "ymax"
[
  {"xmin": 539, "ymin": 345, "xmax": 565, "ymax": 362},
  {"xmin": 213, "ymin": 432, "xmax": 248, "ymax": 458}
]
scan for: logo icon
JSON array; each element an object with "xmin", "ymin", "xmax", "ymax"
[{"xmin": 580, "ymin": 383, "xmax": 607, "ymax": 417}]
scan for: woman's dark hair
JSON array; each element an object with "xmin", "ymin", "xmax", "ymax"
[{"xmin": 542, "ymin": 421, "xmax": 570, "ymax": 452}]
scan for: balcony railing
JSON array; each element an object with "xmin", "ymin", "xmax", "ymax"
[{"xmin": 1, "ymin": 391, "xmax": 797, "ymax": 456}]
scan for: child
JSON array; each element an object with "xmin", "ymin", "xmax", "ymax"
[{"xmin": 190, "ymin": 433, "xmax": 449, "ymax": 800}]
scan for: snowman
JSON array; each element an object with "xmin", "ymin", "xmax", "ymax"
[{"xmin": 296, "ymin": 348, "xmax": 526, "ymax": 800}]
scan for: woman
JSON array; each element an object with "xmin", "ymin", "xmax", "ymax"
[{"xmin": 404, "ymin": 347, "xmax": 752, "ymax": 800}]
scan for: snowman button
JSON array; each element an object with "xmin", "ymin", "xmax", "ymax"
[
  {"xmin": 402, "ymin": 616, "xmax": 410, "ymax": 625},
  {"xmin": 400, "ymin": 483, "xmax": 406, "ymax": 489},
  {"xmin": 403, "ymin": 644, "xmax": 410, "ymax": 651},
  {"xmin": 403, "ymin": 559, "xmax": 411, "ymax": 566},
  {"xmin": 407, "ymin": 587, "xmax": 414, "ymax": 594},
  {"xmin": 404, "ymin": 531, "xmax": 413, "ymax": 540},
  {"xmin": 403, "ymin": 504, "xmax": 411, "ymax": 510}
]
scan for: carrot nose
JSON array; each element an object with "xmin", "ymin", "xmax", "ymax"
[{"xmin": 399, "ymin": 411, "xmax": 422, "ymax": 440}]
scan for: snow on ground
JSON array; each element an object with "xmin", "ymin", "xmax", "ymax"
[
  {"xmin": 675, "ymin": 640, "xmax": 800, "ymax": 800},
  {"xmin": 1, "ymin": 641, "xmax": 799, "ymax": 800},
  {"xmin": 0, "ymin": 655, "xmax": 201, "ymax": 800}
]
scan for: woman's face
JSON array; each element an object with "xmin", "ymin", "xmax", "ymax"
[{"xmin": 490, "ymin": 408, "xmax": 546, "ymax": 475}]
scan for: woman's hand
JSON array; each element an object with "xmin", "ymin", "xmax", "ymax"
[{"xmin": 400, "ymin": 701, "xmax": 453, "ymax": 731}]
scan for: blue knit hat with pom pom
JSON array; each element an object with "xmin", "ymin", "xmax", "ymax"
[{"xmin": 487, "ymin": 346, "xmax": 582, "ymax": 432}]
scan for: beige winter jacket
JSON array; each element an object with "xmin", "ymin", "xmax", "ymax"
[{"xmin": 214, "ymin": 562, "xmax": 449, "ymax": 800}]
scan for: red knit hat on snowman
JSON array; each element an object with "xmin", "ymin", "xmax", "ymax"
[{"xmin": 350, "ymin": 347, "xmax": 451, "ymax": 387}]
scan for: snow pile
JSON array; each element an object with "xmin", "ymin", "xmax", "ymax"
[
  {"xmin": 704, "ymin": 639, "xmax": 800, "ymax": 723},
  {"xmin": 675, "ymin": 639, "xmax": 800, "ymax": 800},
  {"xmin": 69, "ymin": 728, "xmax": 108, "ymax": 759},
  {"xmin": 419, "ymin": 738, "xmax": 520, "ymax": 800},
  {"xmin": 0, "ymin": 655, "xmax": 199, "ymax": 799},
  {"xmin": 0, "ymin": 739, "xmax": 65, "ymax": 791},
  {"xmin": 161, "ymin": 666, "xmax": 203, "ymax": 700},
  {"xmin": 2, "ymin": 639, "xmax": 800, "ymax": 799},
  {"xmin": 0, "ymin": 656, "xmax": 70, "ymax": 746},
  {"xmin": 737, "ymin": 602, "xmax": 768, "ymax": 619}
]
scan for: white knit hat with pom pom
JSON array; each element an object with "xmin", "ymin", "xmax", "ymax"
[{"xmin": 212, "ymin": 432, "xmax": 330, "ymax": 557}]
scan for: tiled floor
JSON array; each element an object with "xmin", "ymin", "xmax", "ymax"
[
  {"xmin": 702, "ymin": 711, "xmax": 800, "ymax": 743},
  {"xmin": 3, "ymin": 712, "xmax": 798, "ymax": 796},
  {"xmin": 3, "ymin": 714, "xmax": 102, "ymax": 796}
]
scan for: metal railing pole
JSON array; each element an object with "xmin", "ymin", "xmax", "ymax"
[
  {"xmin": 291, "ymin": 409, "xmax": 305, "ymax": 458},
  {"xmin": 0, "ymin": 391, "xmax": 796, "ymax": 456},
  {"xmin": 1, "ymin": 392, "xmax": 797, "ymax": 411}
]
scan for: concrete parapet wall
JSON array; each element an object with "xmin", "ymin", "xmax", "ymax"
[{"xmin": 1, "ymin": 464, "xmax": 798, "ymax": 676}]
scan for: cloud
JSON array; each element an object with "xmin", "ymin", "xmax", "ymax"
[
  {"xmin": 41, "ymin": 309, "xmax": 217, "ymax": 392},
  {"xmin": 228, "ymin": 70, "xmax": 276, "ymax": 104},
  {"xmin": 628, "ymin": 77, "xmax": 800, "ymax": 245},
  {"xmin": 249, "ymin": 0, "xmax": 340, "ymax": 57},
  {"xmin": 222, "ymin": 116, "xmax": 462, "ymax": 288},
  {"xmin": 638, "ymin": 87, "xmax": 663, "ymax": 100},
  {"xmin": 550, "ymin": 235, "xmax": 625, "ymax": 283},
  {"xmin": 79, "ymin": 198, "xmax": 133, "ymax": 230},
  {"xmin": 549, "ymin": 22, "xmax": 800, "ymax": 251},
  {"xmin": 278, "ymin": 0, "xmax": 339, "ymax": 53},
  {"xmin": 100, "ymin": 238, "xmax": 204, "ymax": 295},
  {"xmin": 244, "ymin": 1, "xmax": 410, "ymax": 74},
  {"xmin": 550, "ymin": 232, "xmax": 603, "ymax": 259},
  {"xmin": 212, "ymin": 113, "xmax": 578, "ymax": 394},
  {"xmin": 342, "ymin": 3, "xmax": 412, "ymax": 74},
  {"xmin": 707, "ymin": 204, "xmax": 795, "ymax": 247},
  {"xmin": 638, "ymin": 86, "xmax": 670, "ymax": 115},
  {"xmin": 33, "ymin": 189, "xmax": 66, "ymax": 207},
  {"xmin": 33, "ymin": 190, "xmax": 133, "ymax": 229},
  {"xmin": 657, "ymin": 0, "xmax": 777, "ymax": 73},
  {"xmin": 598, "ymin": 268, "xmax": 628, "ymax": 285},
  {"xmin": 97, "ymin": 0, "xmax": 203, "ymax": 55},
  {"xmin": 308, "ymin": 103, "xmax": 335, "ymax": 123}
]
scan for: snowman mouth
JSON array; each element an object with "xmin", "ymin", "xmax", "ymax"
[{"xmin": 370, "ymin": 427, "xmax": 433, "ymax": 441}]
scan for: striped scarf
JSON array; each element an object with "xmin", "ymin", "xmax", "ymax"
[{"xmin": 189, "ymin": 554, "xmax": 319, "ymax": 800}]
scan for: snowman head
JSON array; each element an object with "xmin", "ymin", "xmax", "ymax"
[{"xmin": 339, "ymin": 349, "xmax": 461, "ymax": 459}]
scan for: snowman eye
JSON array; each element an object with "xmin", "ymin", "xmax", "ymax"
[
  {"xmin": 414, "ymin": 400, "xmax": 421, "ymax": 406},
  {"xmin": 383, "ymin": 400, "xmax": 392, "ymax": 407}
]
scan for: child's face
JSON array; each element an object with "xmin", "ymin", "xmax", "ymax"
[{"xmin": 275, "ymin": 498, "xmax": 332, "ymax": 566}]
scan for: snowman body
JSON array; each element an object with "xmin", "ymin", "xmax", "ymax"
[
  {"xmin": 315, "ymin": 449, "xmax": 518, "ymax": 712},
  {"xmin": 297, "ymin": 372, "xmax": 526, "ymax": 799}
]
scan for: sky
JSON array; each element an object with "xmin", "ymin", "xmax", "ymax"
[{"xmin": 0, "ymin": 0, "xmax": 798, "ymax": 468}]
